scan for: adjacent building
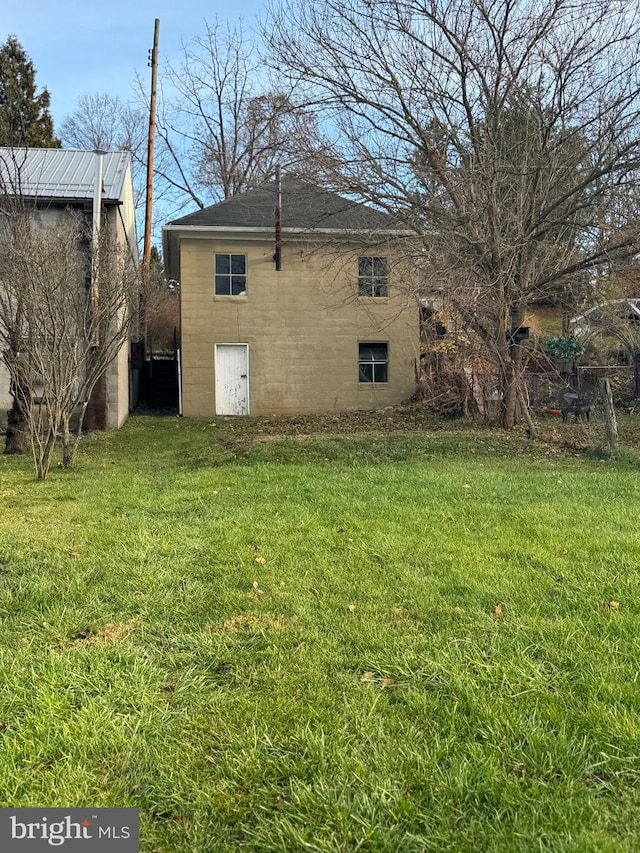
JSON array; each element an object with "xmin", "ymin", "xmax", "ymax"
[{"xmin": 0, "ymin": 147, "xmax": 137, "ymax": 430}]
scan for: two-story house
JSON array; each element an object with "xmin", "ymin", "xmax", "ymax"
[
  {"xmin": 162, "ymin": 178, "xmax": 419, "ymax": 417},
  {"xmin": 0, "ymin": 147, "xmax": 137, "ymax": 431}
]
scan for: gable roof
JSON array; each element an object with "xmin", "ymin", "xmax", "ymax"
[
  {"xmin": 0, "ymin": 148, "xmax": 131, "ymax": 204},
  {"xmin": 167, "ymin": 177, "xmax": 398, "ymax": 232}
]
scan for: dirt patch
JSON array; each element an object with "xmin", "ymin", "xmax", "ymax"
[
  {"xmin": 65, "ymin": 620, "xmax": 136, "ymax": 648},
  {"xmin": 209, "ymin": 612, "xmax": 298, "ymax": 634},
  {"xmin": 211, "ymin": 404, "xmax": 446, "ymax": 440},
  {"xmin": 385, "ymin": 606, "xmax": 423, "ymax": 633},
  {"xmin": 253, "ymin": 434, "xmax": 316, "ymax": 443}
]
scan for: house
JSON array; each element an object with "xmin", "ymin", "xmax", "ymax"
[
  {"xmin": 162, "ymin": 178, "xmax": 419, "ymax": 417},
  {"xmin": 0, "ymin": 147, "xmax": 137, "ymax": 431}
]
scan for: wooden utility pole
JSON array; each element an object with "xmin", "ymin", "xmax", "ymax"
[{"xmin": 143, "ymin": 18, "xmax": 159, "ymax": 277}]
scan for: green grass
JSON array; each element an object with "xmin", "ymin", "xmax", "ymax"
[{"xmin": 1, "ymin": 411, "xmax": 640, "ymax": 851}]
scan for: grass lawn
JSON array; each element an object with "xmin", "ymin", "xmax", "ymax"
[{"xmin": 1, "ymin": 410, "xmax": 640, "ymax": 851}]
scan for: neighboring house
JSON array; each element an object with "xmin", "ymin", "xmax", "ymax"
[
  {"xmin": 162, "ymin": 178, "xmax": 419, "ymax": 417},
  {"xmin": 0, "ymin": 147, "xmax": 137, "ymax": 431}
]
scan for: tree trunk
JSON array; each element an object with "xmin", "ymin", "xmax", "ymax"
[
  {"xmin": 499, "ymin": 351, "xmax": 523, "ymax": 430},
  {"xmin": 517, "ymin": 384, "xmax": 536, "ymax": 439},
  {"xmin": 36, "ymin": 431, "xmax": 57, "ymax": 481},
  {"xmin": 501, "ymin": 372, "xmax": 517, "ymax": 428},
  {"xmin": 62, "ymin": 399, "xmax": 90, "ymax": 469},
  {"xmin": 499, "ymin": 306, "xmax": 527, "ymax": 430},
  {"xmin": 3, "ymin": 393, "xmax": 28, "ymax": 455},
  {"xmin": 61, "ymin": 413, "xmax": 72, "ymax": 468},
  {"xmin": 600, "ymin": 378, "xmax": 619, "ymax": 450}
]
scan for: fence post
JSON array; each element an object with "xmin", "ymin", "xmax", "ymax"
[{"xmin": 600, "ymin": 378, "xmax": 619, "ymax": 449}]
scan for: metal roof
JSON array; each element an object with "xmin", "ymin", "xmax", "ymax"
[{"xmin": 0, "ymin": 148, "xmax": 131, "ymax": 203}]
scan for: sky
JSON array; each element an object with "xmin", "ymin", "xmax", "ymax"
[{"xmin": 3, "ymin": 0, "xmax": 266, "ymax": 131}]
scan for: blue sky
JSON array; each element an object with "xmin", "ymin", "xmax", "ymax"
[{"xmin": 3, "ymin": 0, "xmax": 265, "ymax": 131}]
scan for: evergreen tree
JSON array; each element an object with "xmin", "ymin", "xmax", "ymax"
[{"xmin": 0, "ymin": 35, "xmax": 60, "ymax": 147}]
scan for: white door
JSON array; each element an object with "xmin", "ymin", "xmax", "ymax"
[{"xmin": 215, "ymin": 344, "xmax": 249, "ymax": 415}]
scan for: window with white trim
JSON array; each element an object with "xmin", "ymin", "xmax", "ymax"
[
  {"xmin": 358, "ymin": 256, "xmax": 388, "ymax": 297},
  {"xmin": 359, "ymin": 342, "xmax": 388, "ymax": 383},
  {"xmin": 215, "ymin": 254, "xmax": 247, "ymax": 295}
]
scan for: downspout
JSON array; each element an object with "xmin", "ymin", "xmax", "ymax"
[
  {"xmin": 274, "ymin": 164, "xmax": 282, "ymax": 271},
  {"xmin": 177, "ymin": 345, "xmax": 183, "ymax": 416}
]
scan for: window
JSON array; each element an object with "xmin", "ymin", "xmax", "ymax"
[
  {"xmin": 215, "ymin": 254, "xmax": 246, "ymax": 295},
  {"xmin": 358, "ymin": 256, "xmax": 389, "ymax": 297},
  {"xmin": 359, "ymin": 342, "xmax": 388, "ymax": 383}
]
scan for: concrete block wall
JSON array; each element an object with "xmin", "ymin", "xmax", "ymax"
[
  {"xmin": 180, "ymin": 236, "xmax": 420, "ymax": 417},
  {"xmin": 105, "ymin": 339, "xmax": 130, "ymax": 429}
]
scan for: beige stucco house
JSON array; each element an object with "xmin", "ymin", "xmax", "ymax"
[
  {"xmin": 0, "ymin": 147, "xmax": 137, "ymax": 431},
  {"xmin": 163, "ymin": 178, "xmax": 419, "ymax": 417}
]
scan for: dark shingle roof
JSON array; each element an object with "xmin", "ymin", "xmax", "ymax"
[{"xmin": 168, "ymin": 177, "xmax": 397, "ymax": 232}]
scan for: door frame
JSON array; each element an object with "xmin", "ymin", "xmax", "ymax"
[{"xmin": 214, "ymin": 343, "xmax": 250, "ymax": 416}]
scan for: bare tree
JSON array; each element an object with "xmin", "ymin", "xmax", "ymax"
[
  {"xmin": 267, "ymin": 0, "xmax": 640, "ymax": 428},
  {"xmin": 0, "ymin": 212, "xmax": 137, "ymax": 479},
  {"xmin": 143, "ymin": 246, "xmax": 179, "ymax": 353},
  {"xmin": 60, "ymin": 93, "xmax": 144, "ymax": 153},
  {"xmin": 60, "ymin": 93, "xmax": 147, "ymax": 211},
  {"xmin": 155, "ymin": 17, "xmax": 338, "ymax": 212}
]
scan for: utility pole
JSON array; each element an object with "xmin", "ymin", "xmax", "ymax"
[{"xmin": 143, "ymin": 18, "xmax": 159, "ymax": 277}]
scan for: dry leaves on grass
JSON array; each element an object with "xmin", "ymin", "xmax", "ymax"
[
  {"xmin": 386, "ymin": 606, "xmax": 422, "ymax": 633},
  {"xmin": 210, "ymin": 612, "xmax": 298, "ymax": 634},
  {"xmin": 603, "ymin": 601, "xmax": 620, "ymax": 611},
  {"xmin": 65, "ymin": 620, "xmax": 136, "ymax": 649},
  {"xmin": 361, "ymin": 671, "xmax": 397, "ymax": 687}
]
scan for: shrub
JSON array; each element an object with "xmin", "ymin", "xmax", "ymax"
[{"xmin": 546, "ymin": 335, "xmax": 584, "ymax": 360}]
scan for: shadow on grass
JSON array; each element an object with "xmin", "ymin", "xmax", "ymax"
[{"xmin": 583, "ymin": 443, "xmax": 640, "ymax": 469}]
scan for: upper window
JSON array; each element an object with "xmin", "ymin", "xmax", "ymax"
[
  {"xmin": 215, "ymin": 254, "xmax": 246, "ymax": 295},
  {"xmin": 359, "ymin": 342, "xmax": 388, "ymax": 383},
  {"xmin": 358, "ymin": 256, "xmax": 388, "ymax": 297}
]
